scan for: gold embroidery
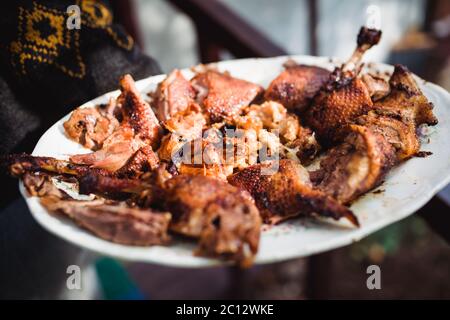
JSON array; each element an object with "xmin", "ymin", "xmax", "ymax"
[
  {"xmin": 9, "ymin": 0, "xmax": 134, "ymax": 78},
  {"xmin": 79, "ymin": 0, "xmax": 134, "ymax": 50},
  {"xmin": 10, "ymin": 2, "xmax": 85, "ymax": 78},
  {"xmin": 81, "ymin": 0, "xmax": 112, "ymax": 27}
]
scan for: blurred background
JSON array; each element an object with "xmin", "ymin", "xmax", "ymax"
[
  {"xmin": 5, "ymin": 0, "xmax": 449, "ymax": 300},
  {"xmin": 81, "ymin": 0, "xmax": 448, "ymax": 300}
]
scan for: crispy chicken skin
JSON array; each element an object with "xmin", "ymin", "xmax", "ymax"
[
  {"xmin": 78, "ymin": 175, "xmax": 146, "ymax": 198},
  {"xmin": 265, "ymin": 63, "xmax": 331, "ymax": 113},
  {"xmin": 311, "ymin": 124, "xmax": 396, "ymax": 204},
  {"xmin": 306, "ymin": 77, "xmax": 373, "ymax": 144},
  {"xmin": 161, "ymin": 175, "xmax": 261, "ymax": 266},
  {"xmin": 228, "ymin": 159, "xmax": 359, "ymax": 226},
  {"xmin": 353, "ymin": 65, "xmax": 437, "ymax": 162},
  {"xmin": 63, "ymin": 99, "xmax": 120, "ymax": 150},
  {"xmin": 191, "ymin": 70, "xmax": 264, "ymax": 123},
  {"xmin": 2, "ymin": 151, "xmax": 157, "ymax": 181},
  {"xmin": 118, "ymin": 74, "xmax": 162, "ymax": 146},
  {"xmin": 305, "ymin": 27, "xmax": 382, "ymax": 144},
  {"xmin": 115, "ymin": 145, "xmax": 159, "ymax": 178},
  {"xmin": 1, "ymin": 153, "xmax": 112, "ymax": 177},
  {"xmin": 374, "ymin": 64, "xmax": 438, "ymax": 127},
  {"xmin": 356, "ymin": 111, "xmax": 419, "ymax": 162},
  {"xmin": 69, "ymin": 75, "xmax": 162, "ymax": 171},
  {"xmin": 153, "ymin": 69, "xmax": 197, "ymax": 122}
]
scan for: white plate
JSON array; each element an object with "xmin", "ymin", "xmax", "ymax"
[{"xmin": 20, "ymin": 55, "xmax": 450, "ymax": 267}]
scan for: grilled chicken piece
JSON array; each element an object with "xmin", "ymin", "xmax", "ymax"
[
  {"xmin": 69, "ymin": 75, "xmax": 162, "ymax": 171},
  {"xmin": 191, "ymin": 70, "xmax": 264, "ymax": 123},
  {"xmin": 373, "ymin": 64, "xmax": 438, "ymax": 127},
  {"xmin": 356, "ymin": 111, "xmax": 419, "ymax": 162},
  {"xmin": 64, "ymin": 99, "xmax": 120, "ymax": 150},
  {"xmin": 115, "ymin": 145, "xmax": 159, "ymax": 178},
  {"xmin": 265, "ymin": 62, "xmax": 331, "ymax": 113},
  {"xmin": 1, "ymin": 153, "xmax": 112, "ymax": 177},
  {"xmin": 70, "ymin": 126, "xmax": 144, "ymax": 172},
  {"xmin": 305, "ymin": 27, "xmax": 382, "ymax": 144},
  {"xmin": 153, "ymin": 69, "xmax": 196, "ymax": 122},
  {"xmin": 311, "ymin": 124, "xmax": 396, "ymax": 204},
  {"xmin": 118, "ymin": 74, "xmax": 162, "ymax": 146},
  {"xmin": 2, "ymin": 150, "xmax": 157, "ymax": 181},
  {"xmin": 78, "ymin": 174, "xmax": 149, "ymax": 198},
  {"xmin": 228, "ymin": 159, "xmax": 359, "ymax": 226},
  {"xmin": 306, "ymin": 78, "xmax": 373, "ymax": 144},
  {"xmin": 161, "ymin": 175, "xmax": 261, "ymax": 267},
  {"xmin": 76, "ymin": 172, "xmax": 261, "ymax": 266},
  {"xmin": 41, "ymin": 196, "xmax": 171, "ymax": 246},
  {"xmin": 361, "ymin": 74, "xmax": 390, "ymax": 101},
  {"xmin": 354, "ymin": 65, "xmax": 438, "ymax": 162},
  {"xmin": 19, "ymin": 170, "xmax": 171, "ymax": 246}
]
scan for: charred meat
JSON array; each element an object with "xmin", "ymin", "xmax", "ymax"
[
  {"xmin": 373, "ymin": 64, "xmax": 438, "ymax": 127},
  {"xmin": 153, "ymin": 69, "xmax": 197, "ymax": 122},
  {"xmin": 311, "ymin": 124, "xmax": 396, "ymax": 204},
  {"xmin": 229, "ymin": 159, "xmax": 359, "ymax": 226},
  {"xmin": 63, "ymin": 99, "xmax": 120, "ymax": 150},
  {"xmin": 305, "ymin": 27, "xmax": 382, "ymax": 144},
  {"xmin": 41, "ymin": 196, "xmax": 171, "ymax": 246},
  {"xmin": 160, "ymin": 175, "xmax": 261, "ymax": 267},
  {"xmin": 265, "ymin": 62, "xmax": 331, "ymax": 113},
  {"xmin": 191, "ymin": 70, "xmax": 264, "ymax": 123}
]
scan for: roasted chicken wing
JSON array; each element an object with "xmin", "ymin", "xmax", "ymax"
[
  {"xmin": 305, "ymin": 27, "xmax": 382, "ymax": 144},
  {"xmin": 228, "ymin": 159, "xmax": 359, "ymax": 226},
  {"xmin": 2, "ymin": 150, "xmax": 157, "ymax": 180}
]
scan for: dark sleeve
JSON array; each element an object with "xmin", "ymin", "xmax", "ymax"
[{"xmin": 0, "ymin": 0, "xmax": 161, "ymax": 208}]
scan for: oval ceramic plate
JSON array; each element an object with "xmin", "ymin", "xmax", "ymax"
[{"xmin": 20, "ymin": 55, "xmax": 450, "ymax": 267}]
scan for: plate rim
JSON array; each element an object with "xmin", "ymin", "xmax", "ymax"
[{"xmin": 19, "ymin": 54, "xmax": 450, "ymax": 268}]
